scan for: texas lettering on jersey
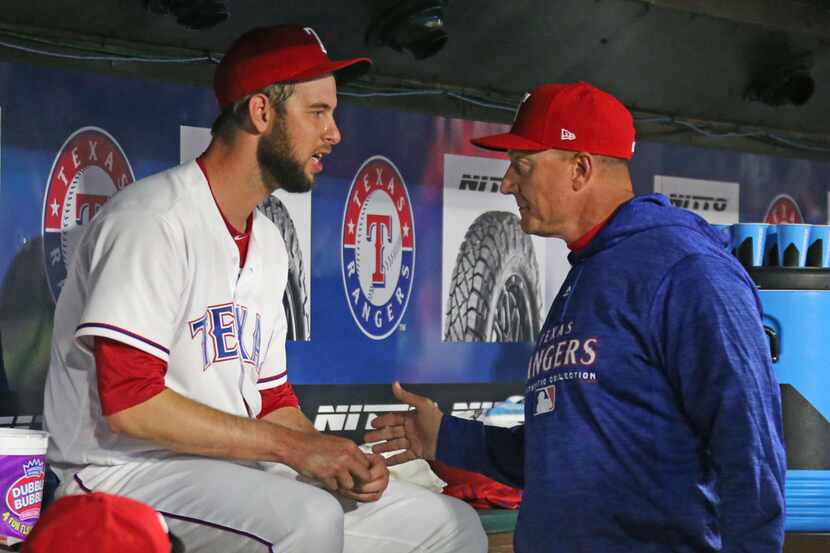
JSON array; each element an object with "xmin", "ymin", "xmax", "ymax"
[
  {"xmin": 527, "ymin": 320, "xmax": 598, "ymax": 380},
  {"xmin": 189, "ymin": 303, "xmax": 262, "ymax": 371}
]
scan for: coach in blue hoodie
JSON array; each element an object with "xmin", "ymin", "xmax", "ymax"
[{"xmin": 367, "ymin": 82, "xmax": 786, "ymax": 552}]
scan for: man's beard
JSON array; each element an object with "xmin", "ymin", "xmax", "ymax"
[{"xmin": 256, "ymin": 118, "xmax": 314, "ymax": 194}]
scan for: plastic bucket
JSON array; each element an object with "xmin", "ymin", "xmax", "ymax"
[
  {"xmin": 0, "ymin": 428, "xmax": 49, "ymax": 546},
  {"xmin": 759, "ymin": 287, "xmax": 830, "ymax": 531}
]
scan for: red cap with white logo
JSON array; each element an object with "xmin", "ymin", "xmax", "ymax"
[
  {"xmin": 214, "ymin": 24, "xmax": 372, "ymax": 109},
  {"xmin": 471, "ymin": 82, "xmax": 636, "ymax": 160},
  {"xmin": 21, "ymin": 492, "xmax": 170, "ymax": 553}
]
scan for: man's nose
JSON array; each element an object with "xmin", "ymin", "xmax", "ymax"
[{"xmin": 324, "ymin": 118, "xmax": 341, "ymax": 145}]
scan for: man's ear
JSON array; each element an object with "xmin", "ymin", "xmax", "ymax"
[
  {"xmin": 247, "ymin": 93, "xmax": 273, "ymax": 135},
  {"xmin": 572, "ymin": 152, "xmax": 594, "ymax": 191}
]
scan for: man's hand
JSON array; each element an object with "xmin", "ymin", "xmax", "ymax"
[
  {"xmin": 339, "ymin": 453, "xmax": 389, "ymax": 502},
  {"xmin": 364, "ymin": 382, "xmax": 443, "ymax": 466},
  {"xmin": 287, "ymin": 431, "xmax": 373, "ymax": 493}
]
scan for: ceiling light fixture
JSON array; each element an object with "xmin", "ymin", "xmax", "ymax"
[
  {"xmin": 145, "ymin": 0, "xmax": 229, "ymax": 30},
  {"xmin": 366, "ymin": 0, "xmax": 449, "ymax": 60},
  {"xmin": 745, "ymin": 59, "xmax": 814, "ymax": 107},
  {"xmin": 745, "ymin": 37, "xmax": 814, "ymax": 107}
]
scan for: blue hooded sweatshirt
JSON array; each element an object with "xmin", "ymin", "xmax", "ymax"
[{"xmin": 438, "ymin": 194, "xmax": 786, "ymax": 552}]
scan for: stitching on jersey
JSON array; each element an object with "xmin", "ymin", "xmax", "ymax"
[{"xmin": 77, "ymin": 322, "xmax": 169, "ymax": 355}]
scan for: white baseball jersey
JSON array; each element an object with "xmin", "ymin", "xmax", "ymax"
[
  {"xmin": 44, "ymin": 160, "xmax": 289, "ymax": 467},
  {"xmin": 44, "ymin": 162, "xmax": 487, "ymax": 553}
]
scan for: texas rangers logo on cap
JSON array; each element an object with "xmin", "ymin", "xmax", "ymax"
[
  {"xmin": 341, "ymin": 156, "xmax": 415, "ymax": 340},
  {"xmin": 42, "ymin": 127, "xmax": 135, "ymax": 301}
]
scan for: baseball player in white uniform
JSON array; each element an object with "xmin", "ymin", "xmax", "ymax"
[{"xmin": 42, "ymin": 24, "xmax": 487, "ymax": 553}]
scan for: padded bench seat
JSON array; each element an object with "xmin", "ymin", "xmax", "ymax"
[{"xmin": 476, "ymin": 509, "xmax": 518, "ymax": 535}]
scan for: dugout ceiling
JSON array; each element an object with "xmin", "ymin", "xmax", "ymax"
[{"xmin": 2, "ymin": 0, "xmax": 830, "ymax": 158}]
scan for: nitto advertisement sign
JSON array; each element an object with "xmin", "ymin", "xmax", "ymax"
[
  {"xmin": 298, "ymin": 383, "xmax": 523, "ymax": 441},
  {"xmin": 441, "ymin": 154, "xmax": 569, "ymax": 344},
  {"xmin": 654, "ymin": 175, "xmax": 740, "ymax": 225}
]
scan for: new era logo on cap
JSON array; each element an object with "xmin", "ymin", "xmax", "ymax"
[{"xmin": 470, "ymin": 82, "xmax": 636, "ymax": 160}]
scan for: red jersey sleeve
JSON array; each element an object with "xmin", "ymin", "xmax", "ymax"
[
  {"xmin": 95, "ymin": 337, "xmax": 167, "ymax": 416},
  {"xmin": 258, "ymin": 383, "xmax": 300, "ymax": 419}
]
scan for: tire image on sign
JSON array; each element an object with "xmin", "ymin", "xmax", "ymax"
[
  {"xmin": 258, "ymin": 195, "xmax": 309, "ymax": 341},
  {"xmin": 444, "ymin": 211, "xmax": 542, "ymax": 342}
]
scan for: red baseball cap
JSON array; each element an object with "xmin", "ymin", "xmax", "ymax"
[
  {"xmin": 471, "ymin": 82, "xmax": 636, "ymax": 160},
  {"xmin": 21, "ymin": 492, "xmax": 170, "ymax": 553},
  {"xmin": 214, "ymin": 24, "xmax": 372, "ymax": 109}
]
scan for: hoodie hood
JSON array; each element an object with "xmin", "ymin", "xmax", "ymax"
[{"xmin": 569, "ymin": 193, "xmax": 729, "ymax": 263}]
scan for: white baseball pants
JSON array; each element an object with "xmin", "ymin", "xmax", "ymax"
[{"xmin": 58, "ymin": 457, "xmax": 488, "ymax": 553}]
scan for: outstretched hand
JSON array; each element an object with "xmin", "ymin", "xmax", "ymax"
[{"xmin": 364, "ymin": 382, "xmax": 443, "ymax": 466}]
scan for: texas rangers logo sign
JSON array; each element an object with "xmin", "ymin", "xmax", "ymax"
[
  {"xmin": 341, "ymin": 156, "xmax": 415, "ymax": 340},
  {"xmin": 765, "ymin": 194, "xmax": 803, "ymax": 224},
  {"xmin": 42, "ymin": 127, "xmax": 135, "ymax": 301}
]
